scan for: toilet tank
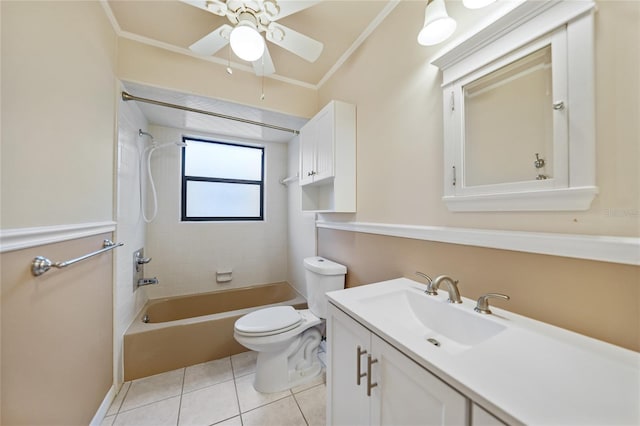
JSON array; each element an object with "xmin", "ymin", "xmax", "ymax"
[{"xmin": 304, "ymin": 257, "xmax": 347, "ymax": 318}]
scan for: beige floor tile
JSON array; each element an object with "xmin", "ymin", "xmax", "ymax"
[
  {"xmin": 107, "ymin": 381, "xmax": 131, "ymax": 415},
  {"xmin": 235, "ymin": 373, "xmax": 291, "ymax": 413},
  {"xmin": 113, "ymin": 396, "xmax": 180, "ymax": 426},
  {"xmin": 120, "ymin": 368, "xmax": 185, "ymax": 412},
  {"xmin": 101, "ymin": 414, "xmax": 115, "ymax": 426},
  {"xmin": 179, "ymin": 380, "xmax": 239, "ymax": 426},
  {"xmin": 213, "ymin": 416, "xmax": 243, "ymax": 426},
  {"xmin": 290, "ymin": 368, "xmax": 325, "ymax": 394},
  {"xmin": 230, "ymin": 350, "xmax": 257, "ymax": 378},
  {"xmin": 241, "ymin": 396, "xmax": 307, "ymax": 426},
  {"xmin": 294, "ymin": 384, "xmax": 327, "ymax": 426},
  {"xmin": 183, "ymin": 357, "xmax": 233, "ymax": 393}
]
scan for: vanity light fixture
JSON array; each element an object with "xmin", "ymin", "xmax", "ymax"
[
  {"xmin": 229, "ymin": 18, "xmax": 265, "ymax": 62},
  {"xmin": 417, "ymin": 0, "xmax": 457, "ymax": 46},
  {"xmin": 462, "ymin": 0, "xmax": 497, "ymax": 9}
]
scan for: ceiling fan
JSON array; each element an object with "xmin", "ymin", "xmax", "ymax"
[{"xmin": 181, "ymin": 0, "xmax": 323, "ymax": 76}]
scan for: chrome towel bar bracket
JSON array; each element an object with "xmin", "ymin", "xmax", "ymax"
[{"xmin": 31, "ymin": 239, "xmax": 124, "ymax": 276}]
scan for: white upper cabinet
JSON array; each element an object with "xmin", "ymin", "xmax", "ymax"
[
  {"xmin": 299, "ymin": 100, "xmax": 356, "ymax": 212},
  {"xmin": 300, "ymin": 104, "xmax": 336, "ymax": 185},
  {"xmin": 431, "ymin": 0, "xmax": 598, "ymax": 211}
]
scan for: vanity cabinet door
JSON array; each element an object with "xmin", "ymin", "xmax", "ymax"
[
  {"xmin": 327, "ymin": 303, "xmax": 469, "ymax": 426},
  {"xmin": 472, "ymin": 403, "xmax": 506, "ymax": 426},
  {"xmin": 327, "ymin": 303, "xmax": 372, "ymax": 426},
  {"xmin": 370, "ymin": 334, "xmax": 469, "ymax": 425}
]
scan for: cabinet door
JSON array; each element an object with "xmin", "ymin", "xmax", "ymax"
[
  {"xmin": 327, "ymin": 304, "xmax": 372, "ymax": 426},
  {"xmin": 298, "ymin": 118, "xmax": 316, "ymax": 186},
  {"xmin": 472, "ymin": 403, "xmax": 506, "ymax": 426},
  {"xmin": 313, "ymin": 106, "xmax": 335, "ymax": 183},
  {"xmin": 370, "ymin": 335, "xmax": 468, "ymax": 426}
]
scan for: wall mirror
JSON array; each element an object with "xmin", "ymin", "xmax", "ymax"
[{"xmin": 432, "ymin": 0, "xmax": 598, "ymax": 212}]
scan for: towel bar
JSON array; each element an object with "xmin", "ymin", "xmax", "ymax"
[{"xmin": 31, "ymin": 239, "xmax": 123, "ymax": 276}]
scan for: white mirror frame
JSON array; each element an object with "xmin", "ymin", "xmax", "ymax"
[{"xmin": 432, "ymin": 0, "xmax": 598, "ymax": 212}]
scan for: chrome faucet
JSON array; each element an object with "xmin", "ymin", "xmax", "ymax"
[
  {"xmin": 415, "ymin": 271, "xmax": 433, "ymax": 286},
  {"xmin": 475, "ymin": 293, "xmax": 510, "ymax": 314},
  {"xmin": 428, "ymin": 275, "xmax": 462, "ymax": 304}
]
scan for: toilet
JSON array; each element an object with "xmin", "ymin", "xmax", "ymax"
[{"xmin": 233, "ymin": 256, "xmax": 346, "ymax": 393}]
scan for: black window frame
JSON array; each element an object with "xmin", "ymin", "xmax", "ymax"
[{"xmin": 181, "ymin": 137, "xmax": 265, "ymax": 222}]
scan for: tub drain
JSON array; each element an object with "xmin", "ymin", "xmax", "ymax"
[
  {"xmin": 143, "ymin": 314, "xmax": 150, "ymax": 323},
  {"xmin": 426, "ymin": 337, "xmax": 441, "ymax": 347}
]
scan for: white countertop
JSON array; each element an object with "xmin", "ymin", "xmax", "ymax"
[{"xmin": 327, "ymin": 278, "xmax": 640, "ymax": 425}]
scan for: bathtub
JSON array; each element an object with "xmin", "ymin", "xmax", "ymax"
[{"xmin": 123, "ymin": 282, "xmax": 306, "ymax": 381}]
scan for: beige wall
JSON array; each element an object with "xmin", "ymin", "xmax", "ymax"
[
  {"xmin": 1, "ymin": 1, "xmax": 118, "ymax": 423},
  {"xmin": 318, "ymin": 0, "xmax": 639, "ymax": 237},
  {"xmin": 1, "ymin": 234, "xmax": 114, "ymax": 424},
  {"xmin": 117, "ymin": 38, "xmax": 319, "ymax": 119},
  {"xmin": 1, "ymin": 1, "xmax": 118, "ymax": 229},
  {"xmin": 319, "ymin": 228, "xmax": 639, "ymax": 352},
  {"xmin": 316, "ymin": 1, "xmax": 639, "ymax": 352}
]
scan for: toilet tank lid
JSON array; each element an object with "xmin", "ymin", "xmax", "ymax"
[{"xmin": 304, "ymin": 257, "xmax": 347, "ymax": 275}]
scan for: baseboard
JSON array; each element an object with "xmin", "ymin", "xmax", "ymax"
[{"xmin": 90, "ymin": 384, "xmax": 117, "ymax": 426}]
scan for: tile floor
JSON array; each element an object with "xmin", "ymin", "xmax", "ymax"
[{"xmin": 102, "ymin": 350, "xmax": 326, "ymax": 426}]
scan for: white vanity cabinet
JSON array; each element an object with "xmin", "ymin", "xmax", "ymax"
[
  {"xmin": 299, "ymin": 100, "xmax": 356, "ymax": 212},
  {"xmin": 327, "ymin": 303, "xmax": 468, "ymax": 425},
  {"xmin": 472, "ymin": 403, "xmax": 507, "ymax": 426}
]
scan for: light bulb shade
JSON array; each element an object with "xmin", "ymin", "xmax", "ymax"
[
  {"xmin": 229, "ymin": 23, "xmax": 265, "ymax": 62},
  {"xmin": 462, "ymin": 0, "xmax": 496, "ymax": 9},
  {"xmin": 417, "ymin": 0, "xmax": 457, "ymax": 46}
]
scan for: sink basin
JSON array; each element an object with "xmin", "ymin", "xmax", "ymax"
[{"xmin": 357, "ymin": 286, "xmax": 506, "ymax": 353}]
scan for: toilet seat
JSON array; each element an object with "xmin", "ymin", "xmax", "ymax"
[{"xmin": 235, "ymin": 306, "xmax": 303, "ymax": 337}]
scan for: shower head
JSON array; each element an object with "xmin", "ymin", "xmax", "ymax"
[{"xmin": 139, "ymin": 129, "xmax": 154, "ymax": 141}]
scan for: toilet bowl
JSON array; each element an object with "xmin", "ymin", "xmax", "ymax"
[{"xmin": 233, "ymin": 257, "xmax": 346, "ymax": 393}]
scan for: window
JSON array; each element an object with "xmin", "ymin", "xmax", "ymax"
[{"xmin": 181, "ymin": 137, "xmax": 264, "ymax": 221}]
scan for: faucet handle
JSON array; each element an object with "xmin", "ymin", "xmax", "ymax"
[
  {"xmin": 415, "ymin": 272, "xmax": 437, "ymax": 295},
  {"xmin": 136, "ymin": 255, "xmax": 152, "ymax": 264},
  {"xmin": 475, "ymin": 293, "xmax": 510, "ymax": 315}
]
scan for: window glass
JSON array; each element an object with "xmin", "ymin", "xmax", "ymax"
[
  {"xmin": 184, "ymin": 140, "xmax": 263, "ymax": 181},
  {"xmin": 182, "ymin": 138, "xmax": 264, "ymax": 221}
]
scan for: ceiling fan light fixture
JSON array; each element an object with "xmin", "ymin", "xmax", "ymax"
[
  {"xmin": 229, "ymin": 22, "xmax": 265, "ymax": 62},
  {"xmin": 417, "ymin": 0, "xmax": 457, "ymax": 46},
  {"xmin": 462, "ymin": 0, "xmax": 496, "ymax": 9}
]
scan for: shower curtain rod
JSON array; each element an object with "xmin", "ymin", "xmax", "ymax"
[{"xmin": 121, "ymin": 91, "xmax": 300, "ymax": 135}]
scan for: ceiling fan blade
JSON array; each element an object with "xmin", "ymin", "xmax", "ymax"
[
  {"xmin": 189, "ymin": 24, "xmax": 232, "ymax": 56},
  {"xmin": 252, "ymin": 44, "xmax": 276, "ymax": 76},
  {"xmin": 272, "ymin": 0, "xmax": 322, "ymax": 20},
  {"xmin": 179, "ymin": 0, "xmax": 228, "ymax": 16},
  {"xmin": 266, "ymin": 22, "xmax": 323, "ymax": 62}
]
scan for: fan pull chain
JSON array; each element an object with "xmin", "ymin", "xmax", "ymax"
[
  {"xmin": 226, "ymin": 45, "xmax": 233, "ymax": 75},
  {"xmin": 260, "ymin": 54, "xmax": 266, "ymax": 100}
]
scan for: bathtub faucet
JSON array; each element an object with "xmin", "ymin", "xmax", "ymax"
[{"xmin": 137, "ymin": 277, "xmax": 159, "ymax": 287}]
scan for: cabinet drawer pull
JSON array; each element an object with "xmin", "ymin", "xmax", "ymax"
[
  {"xmin": 367, "ymin": 355, "xmax": 378, "ymax": 396},
  {"xmin": 356, "ymin": 346, "xmax": 367, "ymax": 385}
]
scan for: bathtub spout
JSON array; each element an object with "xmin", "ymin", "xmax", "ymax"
[{"xmin": 137, "ymin": 277, "xmax": 159, "ymax": 287}]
